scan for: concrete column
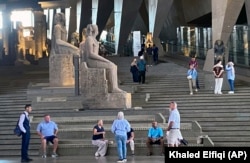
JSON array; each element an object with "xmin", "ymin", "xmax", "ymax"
[
  {"xmin": 92, "ymin": 0, "xmax": 98, "ymax": 25},
  {"xmin": 245, "ymin": 0, "xmax": 250, "ymax": 26},
  {"xmin": 211, "ymin": 0, "xmax": 244, "ymax": 45},
  {"xmin": 148, "ymin": 0, "xmax": 157, "ymax": 35},
  {"xmin": 114, "ymin": 0, "xmax": 123, "ymax": 55},
  {"xmin": 152, "ymin": 0, "xmax": 173, "ymax": 56},
  {"xmin": 117, "ymin": 0, "xmax": 143, "ymax": 54},
  {"xmin": 96, "ymin": 0, "xmax": 114, "ymax": 40},
  {"xmin": 204, "ymin": 0, "xmax": 244, "ymax": 72},
  {"xmin": 68, "ymin": 1, "xmax": 77, "ymax": 43}
]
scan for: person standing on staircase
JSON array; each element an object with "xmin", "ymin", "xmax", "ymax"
[
  {"xmin": 225, "ymin": 61, "xmax": 235, "ymax": 94},
  {"xmin": 18, "ymin": 104, "xmax": 33, "ymax": 162},
  {"xmin": 187, "ymin": 64, "xmax": 198, "ymax": 95},
  {"xmin": 188, "ymin": 52, "xmax": 200, "ymax": 89},
  {"xmin": 111, "ymin": 111, "xmax": 131, "ymax": 163},
  {"xmin": 213, "ymin": 60, "xmax": 224, "ymax": 94},
  {"xmin": 166, "ymin": 101, "xmax": 182, "ymax": 147},
  {"xmin": 137, "ymin": 56, "xmax": 147, "ymax": 84},
  {"xmin": 92, "ymin": 119, "xmax": 109, "ymax": 157}
]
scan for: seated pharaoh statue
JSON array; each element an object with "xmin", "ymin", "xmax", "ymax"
[
  {"xmin": 51, "ymin": 12, "xmax": 79, "ymax": 56},
  {"xmin": 83, "ymin": 24, "xmax": 124, "ymax": 93},
  {"xmin": 49, "ymin": 12, "xmax": 80, "ymax": 87}
]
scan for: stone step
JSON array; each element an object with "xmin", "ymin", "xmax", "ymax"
[
  {"xmin": 199, "ymin": 121, "xmax": 250, "ymax": 126},
  {"xmin": 0, "ymin": 142, "xmax": 202, "ymax": 157}
]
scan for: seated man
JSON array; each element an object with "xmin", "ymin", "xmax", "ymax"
[
  {"xmin": 146, "ymin": 121, "xmax": 164, "ymax": 156},
  {"xmin": 126, "ymin": 127, "xmax": 135, "ymax": 155},
  {"xmin": 36, "ymin": 114, "xmax": 59, "ymax": 158},
  {"xmin": 92, "ymin": 119, "xmax": 108, "ymax": 157}
]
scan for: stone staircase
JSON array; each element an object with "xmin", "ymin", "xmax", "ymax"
[
  {"xmin": 125, "ymin": 55, "xmax": 250, "ymax": 147},
  {"xmin": 2, "ymin": 55, "xmax": 250, "ymax": 158}
]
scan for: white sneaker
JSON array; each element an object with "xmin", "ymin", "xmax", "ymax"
[
  {"xmin": 123, "ymin": 159, "xmax": 127, "ymax": 162},
  {"xmin": 228, "ymin": 91, "xmax": 234, "ymax": 94},
  {"xmin": 218, "ymin": 92, "xmax": 223, "ymax": 94},
  {"xmin": 51, "ymin": 152, "xmax": 58, "ymax": 158},
  {"xmin": 95, "ymin": 152, "xmax": 100, "ymax": 157},
  {"xmin": 195, "ymin": 89, "xmax": 198, "ymax": 92},
  {"xmin": 117, "ymin": 159, "xmax": 124, "ymax": 163},
  {"xmin": 42, "ymin": 154, "xmax": 47, "ymax": 158},
  {"xmin": 190, "ymin": 92, "xmax": 193, "ymax": 95}
]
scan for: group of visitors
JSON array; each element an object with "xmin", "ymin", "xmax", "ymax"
[
  {"xmin": 187, "ymin": 50, "xmax": 235, "ymax": 95},
  {"xmin": 18, "ymin": 104, "xmax": 59, "ymax": 162},
  {"xmin": 129, "ymin": 44, "xmax": 159, "ymax": 84},
  {"xmin": 93, "ymin": 102, "xmax": 183, "ymax": 162}
]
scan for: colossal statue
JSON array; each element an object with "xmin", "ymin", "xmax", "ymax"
[
  {"xmin": 214, "ymin": 39, "xmax": 225, "ymax": 64},
  {"xmin": 83, "ymin": 24, "xmax": 123, "ymax": 93},
  {"xmin": 16, "ymin": 22, "xmax": 25, "ymax": 60},
  {"xmin": 51, "ymin": 13, "xmax": 79, "ymax": 56}
]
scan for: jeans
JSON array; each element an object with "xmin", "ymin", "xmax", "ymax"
[
  {"xmin": 228, "ymin": 79, "xmax": 234, "ymax": 91},
  {"xmin": 115, "ymin": 134, "xmax": 127, "ymax": 160}
]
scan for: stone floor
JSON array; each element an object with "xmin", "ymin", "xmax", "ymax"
[{"xmin": 0, "ymin": 155, "xmax": 165, "ymax": 163}]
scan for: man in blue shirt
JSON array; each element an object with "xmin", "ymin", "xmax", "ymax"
[
  {"xmin": 166, "ymin": 101, "xmax": 182, "ymax": 147},
  {"xmin": 146, "ymin": 121, "xmax": 164, "ymax": 156},
  {"xmin": 36, "ymin": 114, "xmax": 59, "ymax": 158}
]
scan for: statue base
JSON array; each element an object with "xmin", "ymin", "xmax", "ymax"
[
  {"xmin": 49, "ymin": 54, "xmax": 75, "ymax": 87},
  {"xmin": 80, "ymin": 62, "xmax": 132, "ymax": 109}
]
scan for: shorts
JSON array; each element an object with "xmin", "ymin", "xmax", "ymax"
[
  {"xmin": 149, "ymin": 139, "xmax": 161, "ymax": 145},
  {"xmin": 44, "ymin": 135, "xmax": 57, "ymax": 144},
  {"xmin": 167, "ymin": 129, "xmax": 182, "ymax": 145}
]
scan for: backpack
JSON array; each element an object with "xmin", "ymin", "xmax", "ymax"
[{"xmin": 13, "ymin": 113, "xmax": 24, "ymax": 137}]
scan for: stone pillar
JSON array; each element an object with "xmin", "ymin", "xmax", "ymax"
[{"xmin": 49, "ymin": 54, "xmax": 75, "ymax": 87}]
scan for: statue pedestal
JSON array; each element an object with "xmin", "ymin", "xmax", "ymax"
[
  {"xmin": 49, "ymin": 54, "xmax": 75, "ymax": 87},
  {"xmin": 80, "ymin": 62, "xmax": 132, "ymax": 109}
]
